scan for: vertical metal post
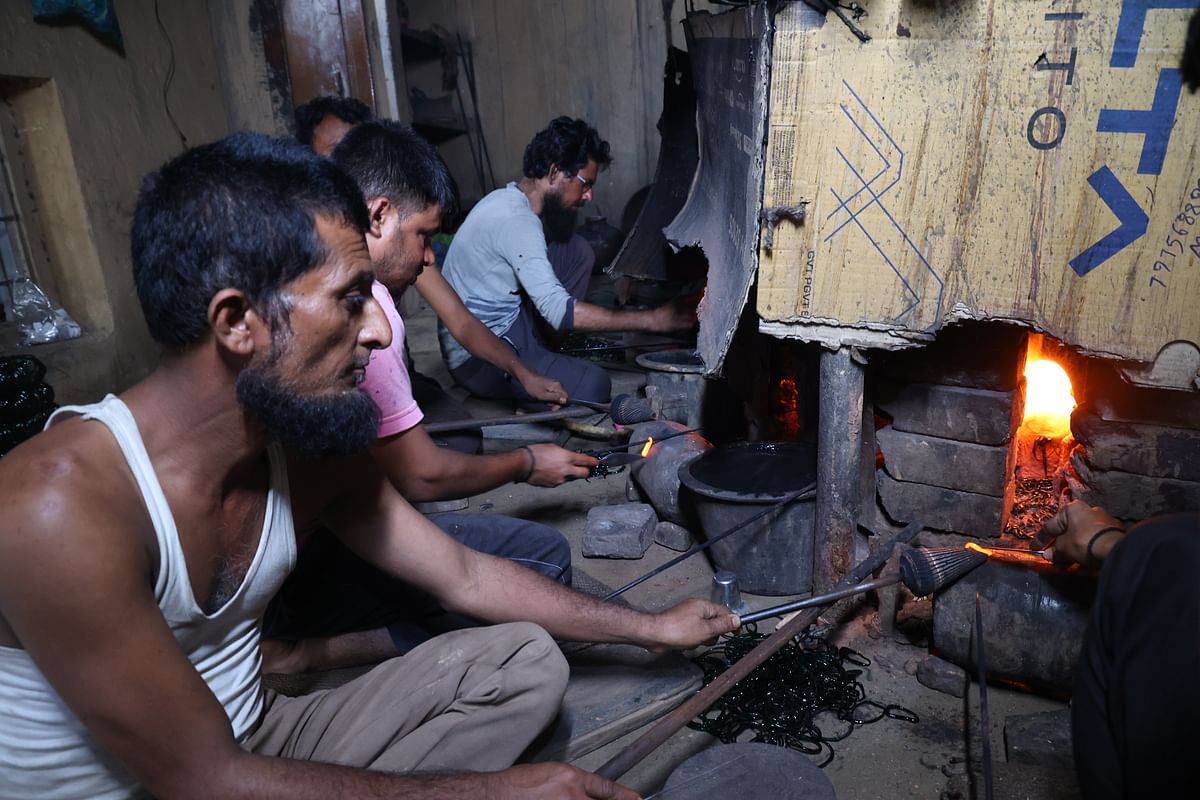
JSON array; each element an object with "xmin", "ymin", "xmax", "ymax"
[{"xmin": 815, "ymin": 346, "xmax": 865, "ymax": 592}]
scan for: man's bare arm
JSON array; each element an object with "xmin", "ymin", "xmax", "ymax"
[
  {"xmin": 0, "ymin": 446, "xmax": 629, "ymax": 800},
  {"xmin": 323, "ymin": 463, "xmax": 738, "ymax": 649},
  {"xmin": 415, "ymin": 268, "xmax": 567, "ymax": 404},
  {"xmin": 369, "ymin": 424, "xmax": 595, "ymax": 502},
  {"xmin": 571, "ymin": 297, "xmax": 696, "ymax": 334}
]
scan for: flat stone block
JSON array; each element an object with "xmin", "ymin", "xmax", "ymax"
[
  {"xmin": 582, "ymin": 503, "xmax": 657, "ymax": 559},
  {"xmin": 1005, "ymin": 709, "xmax": 1074, "ymax": 771},
  {"xmin": 878, "ymin": 426, "xmax": 1009, "ymax": 495},
  {"xmin": 877, "ymin": 470, "xmax": 1004, "ymax": 535},
  {"xmin": 1086, "ymin": 363, "xmax": 1200, "ymax": 429},
  {"xmin": 654, "ymin": 520, "xmax": 694, "ymax": 551},
  {"xmin": 915, "ymin": 655, "xmax": 967, "ymax": 698},
  {"xmin": 1071, "ymin": 450, "xmax": 1200, "ymax": 520},
  {"xmin": 876, "ymin": 322, "xmax": 1026, "ymax": 391},
  {"xmin": 877, "ymin": 382, "xmax": 1016, "ymax": 445},
  {"xmin": 1072, "ymin": 407, "xmax": 1200, "ymax": 482}
]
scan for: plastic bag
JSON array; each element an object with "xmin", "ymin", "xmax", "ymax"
[{"xmin": 8, "ymin": 276, "xmax": 81, "ymax": 346}]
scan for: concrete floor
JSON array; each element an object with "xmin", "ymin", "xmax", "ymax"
[{"xmin": 403, "ymin": 295, "xmax": 1078, "ymax": 800}]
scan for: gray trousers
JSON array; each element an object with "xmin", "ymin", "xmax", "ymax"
[
  {"xmin": 450, "ymin": 235, "xmax": 613, "ymax": 406},
  {"xmin": 245, "ymin": 622, "xmax": 568, "ymax": 772}
]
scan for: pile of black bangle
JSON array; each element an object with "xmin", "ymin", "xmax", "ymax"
[
  {"xmin": 0, "ymin": 355, "xmax": 55, "ymax": 457},
  {"xmin": 688, "ymin": 625, "xmax": 919, "ymax": 767}
]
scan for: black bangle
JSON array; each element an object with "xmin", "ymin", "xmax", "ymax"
[
  {"xmin": 1086, "ymin": 527, "xmax": 1124, "ymax": 566},
  {"xmin": 517, "ymin": 445, "xmax": 534, "ymax": 483}
]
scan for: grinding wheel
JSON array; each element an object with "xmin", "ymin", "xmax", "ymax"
[{"xmin": 655, "ymin": 743, "xmax": 836, "ymax": 799}]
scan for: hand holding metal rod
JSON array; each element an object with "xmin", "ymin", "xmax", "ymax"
[{"xmin": 737, "ymin": 545, "xmax": 988, "ymax": 624}]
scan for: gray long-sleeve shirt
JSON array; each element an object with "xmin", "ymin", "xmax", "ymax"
[{"xmin": 438, "ymin": 183, "xmax": 575, "ymax": 370}]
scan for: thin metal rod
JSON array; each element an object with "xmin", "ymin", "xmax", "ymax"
[
  {"xmin": 566, "ymin": 398, "xmax": 611, "ymax": 413},
  {"xmin": 423, "ymin": 405, "xmax": 593, "ymax": 433},
  {"xmin": 594, "ymin": 521, "xmax": 925, "ymax": 782},
  {"xmin": 602, "ymin": 483, "xmax": 816, "ymax": 601},
  {"xmin": 737, "ymin": 575, "xmax": 899, "ymax": 625},
  {"xmin": 976, "ymin": 593, "xmax": 995, "ymax": 800}
]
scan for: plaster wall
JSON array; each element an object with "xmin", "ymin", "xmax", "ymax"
[
  {"xmin": 0, "ymin": 0, "xmax": 228, "ymax": 402},
  {"xmin": 404, "ymin": 0, "xmax": 727, "ymax": 224}
]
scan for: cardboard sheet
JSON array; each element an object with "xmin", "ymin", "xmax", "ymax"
[
  {"xmin": 758, "ymin": 1, "xmax": 1200, "ymax": 389},
  {"xmin": 667, "ymin": 4, "xmax": 772, "ymax": 376}
]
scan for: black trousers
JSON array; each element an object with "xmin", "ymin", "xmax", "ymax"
[{"xmin": 1072, "ymin": 511, "xmax": 1200, "ymax": 799}]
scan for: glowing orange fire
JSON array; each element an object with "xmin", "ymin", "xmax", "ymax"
[
  {"xmin": 640, "ymin": 437, "xmax": 654, "ymax": 458},
  {"xmin": 1022, "ymin": 358, "xmax": 1075, "ymax": 438}
]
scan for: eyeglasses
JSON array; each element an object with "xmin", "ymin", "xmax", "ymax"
[{"xmin": 571, "ymin": 173, "xmax": 595, "ymax": 191}]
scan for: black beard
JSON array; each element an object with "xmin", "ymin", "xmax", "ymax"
[
  {"xmin": 541, "ymin": 192, "xmax": 579, "ymax": 244},
  {"xmin": 235, "ymin": 366, "xmax": 380, "ymax": 458}
]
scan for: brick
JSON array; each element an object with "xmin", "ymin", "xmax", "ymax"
[
  {"xmin": 877, "ymin": 426, "xmax": 1008, "ymax": 495},
  {"xmin": 1085, "ymin": 363, "xmax": 1200, "ymax": 429},
  {"xmin": 582, "ymin": 504, "xmax": 657, "ymax": 559},
  {"xmin": 915, "ymin": 655, "xmax": 967, "ymax": 698},
  {"xmin": 876, "ymin": 322, "xmax": 1026, "ymax": 391},
  {"xmin": 654, "ymin": 521, "xmax": 694, "ymax": 551},
  {"xmin": 877, "ymin": 382, "xmax": 1017, "ymax": 445},
  {"xmin": 1004, "ymin": 709, "xmax": 1074, "ymax": 771},
  {"xmin": 1072, "ymin": 408, "xmax": 1200, "ymax": 482},
  {"xmin": 877, "ymin": 470, "xmax": 1005, "ymax": 535},
  {"xmin": 1070, "ymin": 450, "xmax": 1200, "ymax": 520}
]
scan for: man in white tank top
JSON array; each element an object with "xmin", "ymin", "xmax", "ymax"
[{"xmin": 0, "ymin": 133, "xmax": 739, "ymax": 798}]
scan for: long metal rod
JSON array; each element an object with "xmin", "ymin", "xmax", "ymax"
[
  {"xmin": 737, "ymin": 575, "xmax": 898, "ymax": 625},
  {"xmin": 594, "ymin": 521, "xmax": 925, "ymax": 782},
  {"xmin": 423, "ymin": 405, "xmax": 593, "ymax": 433},
  {"xmin": 602, "ymin": 483, "xmax": 816, "ymax": 601}
]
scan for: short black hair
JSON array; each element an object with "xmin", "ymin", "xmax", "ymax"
[
  {"xmin": 522, "ymin": 116, "xmax": 612, "ymax": 179},
  {"xmin": 294, "ymin": 95, "xmax": 374, "ymax": 146},
  {"xmin": 330, "ymin": 119, "xmax": 458, "ymax": 219},
  {"xmin": 132, "ymin": 132, "xmax": 370, "ymax": 350}
]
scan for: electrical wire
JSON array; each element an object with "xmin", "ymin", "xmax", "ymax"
[{"xmin": 153, "ymin": 0, "xmax": 188, "ymax": 151}]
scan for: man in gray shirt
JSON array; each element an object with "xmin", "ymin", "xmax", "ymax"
[{"xmin": 439, "ymin": 117, "xmax": 694, "ymax": 405}]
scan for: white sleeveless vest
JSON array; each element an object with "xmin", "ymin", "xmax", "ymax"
[{"xmin": 0, "ymin": 395, "xmax": 297, "ymax": 799}]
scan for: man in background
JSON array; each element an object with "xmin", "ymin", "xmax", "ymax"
[
  {"xmin": 439, "ymin": 116, "xmax": 696, "ymax": 407},
  {"xmin": 294, "ymin": 94, "xmax": 373, "ymax": 156}
]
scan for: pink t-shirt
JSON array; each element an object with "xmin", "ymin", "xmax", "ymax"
[{"xmin": 361, "ymin": 281, "xmax": 424, "ymax": 438}]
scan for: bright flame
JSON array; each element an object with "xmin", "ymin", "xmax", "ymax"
[
  {"xmin": 640, "ymin": 437, "xmax": 654, "ymax": 458},
  {"xmin": 1022, "ymin": 359, "xmax": 1075, "ymax": 438},
  {"xmin": 965, "ymin": 542, "xmax": 993, "ymax": 556}
]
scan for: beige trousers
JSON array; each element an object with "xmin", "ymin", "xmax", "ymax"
[{"xmin": 244, "ymin": 622, "xmax": 568, "ymax": 773}]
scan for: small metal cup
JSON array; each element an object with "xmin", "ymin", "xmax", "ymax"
[{"xmin": 712, "ymin": 570, "xmax": 751, "ymax": 615}]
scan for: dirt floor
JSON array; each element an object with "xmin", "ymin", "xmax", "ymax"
[{"xmin": 403, "ymin": 292, "xmax": 1081, "ymax": 800}]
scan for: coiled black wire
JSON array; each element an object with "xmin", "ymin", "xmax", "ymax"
[{"xmin": 688, "ymin": 626, "xmax": 919, "ymax": 767}]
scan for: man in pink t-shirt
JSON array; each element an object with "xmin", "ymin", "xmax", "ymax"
[{"xmin": 263, "ymin": 120, "xmax": 599, "ymax": 668}]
